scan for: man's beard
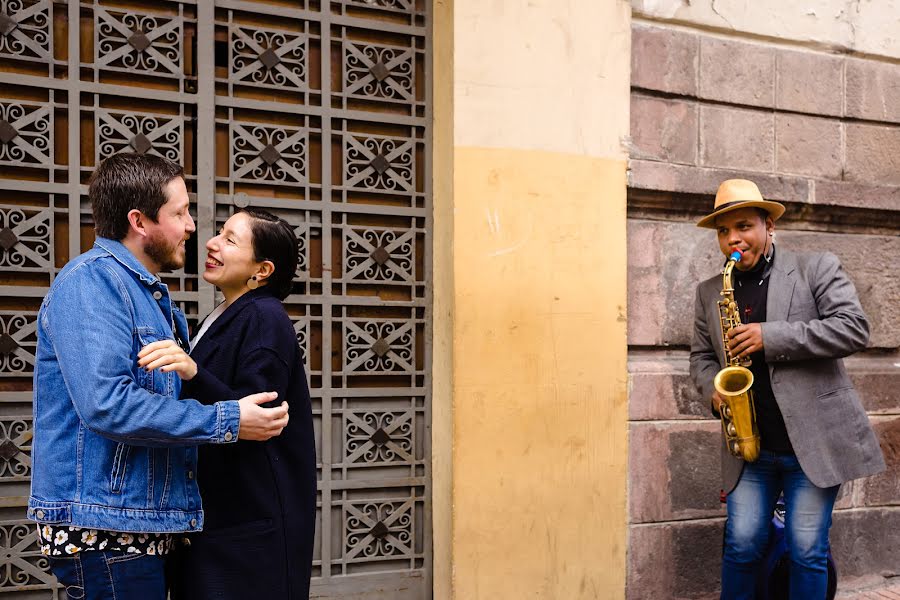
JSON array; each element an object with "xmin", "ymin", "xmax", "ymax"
[{"xmin": 145, "ymin": 231, "xmax": 185, "ymax": 272}]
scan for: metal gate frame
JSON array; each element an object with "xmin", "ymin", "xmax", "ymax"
[{"xmin": 0, "ymin": 1, "xmax": 432, "ymax": 597}]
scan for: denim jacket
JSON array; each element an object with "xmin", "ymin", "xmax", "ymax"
[{"xmin": 28, "ymin": 238, "xmax": 241, "ymax": 533}]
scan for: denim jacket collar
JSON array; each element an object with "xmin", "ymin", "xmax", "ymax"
[{"xmin": 93, "ymin": 237, "xmax": 160, "ymax": 286}]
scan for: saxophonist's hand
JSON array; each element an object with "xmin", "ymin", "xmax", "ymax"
[
  {"xmin": 727, "ymin": 323, "xmax": 764, "ymax": 360},
  {"xmin": 711, "ymin": 390, "xmax": 726, "ymax": 416}
]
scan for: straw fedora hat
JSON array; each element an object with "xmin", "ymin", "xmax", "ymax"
[{"xmin": 697, "ymin": 179, "xmax": 785, "ymax": 229}]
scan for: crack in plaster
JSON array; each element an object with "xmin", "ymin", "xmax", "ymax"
[
  {"xmin": 840, "ymin": 0, "xmax": 861, "ymax": 52},
  {"xmin": 710, "ymin": 0, "xmax": 735, "ymax": 30}
]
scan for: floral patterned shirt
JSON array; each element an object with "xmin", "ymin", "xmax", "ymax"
[{"xmin": 37, "ymin": 525, "xmax": 173, "ymax": 557}]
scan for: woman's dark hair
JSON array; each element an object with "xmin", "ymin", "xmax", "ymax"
[
  {"xmin": 241, "ymin": 208, "xmax": 298, "ymax": 300},
  {"xmin": 88, "ymin": 153, "xmax": 185, "ymax": 240}
]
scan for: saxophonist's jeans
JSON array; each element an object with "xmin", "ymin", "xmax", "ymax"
[{"xmin": 721, "ymin": 451, "xmax": 840, "ymax": 600}]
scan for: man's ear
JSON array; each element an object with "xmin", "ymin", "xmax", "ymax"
[
  {"xmin": 127, "ymin": 209, "xmax": 149, "ymax": 238},
  {"xmin": 255, "ymin": 260, "xmax": 276, "ymax": 284}
]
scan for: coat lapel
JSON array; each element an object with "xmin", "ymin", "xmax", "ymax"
[
  {"xmin": 190, "ymin": 289, "xmax": 264, "ymax": 360},
  {"xmin": 766, "ymin": 248, "xmax": 797, "ymax": 323}
]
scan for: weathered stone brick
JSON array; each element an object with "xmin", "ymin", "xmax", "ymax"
[
  {"xmin": 670, "ymin": 429, "xmax": 725, "ymax": 513},
  {"xmin": 700, "ymin": 105, "xmax": 774, "ymax": 172},
  {"xmin": 831, "ymin": 508, "xmax": 900, "ymax": 578},
  {"xmin": 775, "ymin": 49, "xmax": 843, "ymax": 117},
  {"xmin": 626, "ymin": 264, "xmax": 668, "ymax": 346},
  {"xmin": 855, "ymin": 417, "xmax": 900, "ymax": 507},
  {"xmin": 628, "ymin": 356, "xmax": 708, "ymax": 421},
  {"xmin": 630, "ymin": 422, "xmax": 724, "ymax": 524},
  {"xmin": 628, "ymin": 159, "xmax": 811, "ymax": 202},
  {"xmin": 700, "ymin": 37, "xmax": 775, "ymax": 108},
  {"xmin": 627, "ymin": 219, "xmax": 722, "ymax": 347},
  {"xmin": 627, "ymin": 520, "xmax": 723, "ymax": 600},
  {"xmin": 631, "ymin": 24, "xmax": 698, "ymax": 96},
  {"xmin": 775, "ymin": 114, "xmax": 842, "ymax": 179},
  {"xmin": 846, "ymin": 57, "xmax": 900, "ymax": 124},
  {"xmin": 845, "ymin": 123, "xmax": 900, "ymax": 186},
  {"xmin": 813, "ymin": 180, "xmax": 900, "ymax": 211},
  {"xmin": 847, "ymin": 357, "xmax": 900, "ymax": 413},
  {"xmin": 629, "ymin": 423, "xmax": 670, "ymax": 524},
  {"xmin": 835, "ymin": 482, "xmax": 855, "ymax": 511},
  {"xmin": 671, "ymin": 522, "xmax": 726, "ymax": 599},
  {"xmin": 630, "ymin": 94, "xmax": 698, "ymax": 164},
  {"xmin": 627, "ymin": 523, "xmax": 675, "ymax": 600}
]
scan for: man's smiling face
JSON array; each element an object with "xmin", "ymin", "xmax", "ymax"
[{"xmin": 715, "ymin": 207, "xmax": 773, "ymax": 271}]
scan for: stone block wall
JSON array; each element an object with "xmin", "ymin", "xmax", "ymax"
[{"xmin": 627, "ymin": 19, "xmax": 900, "ymax": 599}]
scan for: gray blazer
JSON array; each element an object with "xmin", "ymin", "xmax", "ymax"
[{"xmin": 690, "ymin": 248, "xmax": 885, "ymax": 493}]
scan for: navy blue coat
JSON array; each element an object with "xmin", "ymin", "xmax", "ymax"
[{"xmin": 172, "ymin": 288, "xmax": 316, "ymax": 599}]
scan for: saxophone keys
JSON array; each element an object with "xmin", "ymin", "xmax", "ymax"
[
  {"xmin": 727, "ymin": 423, "xmax": 737, "ymax": 436},
  {"xmin": 732, "ymin": 442, "xmax": 742, "ymax": 455}
]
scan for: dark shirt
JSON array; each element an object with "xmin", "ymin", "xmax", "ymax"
[{"xmin": 732, "ymin": 250, "xmax": 793, "ymax": 453}]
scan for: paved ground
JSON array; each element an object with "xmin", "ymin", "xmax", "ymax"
[{"xmin": 837, "ymin": 580, "xmax": 900, "ymax": 599}]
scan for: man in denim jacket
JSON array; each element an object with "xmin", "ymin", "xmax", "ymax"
[{"xmin": 28, "ymin": 153, "xmax": 291, "ymax": 599}]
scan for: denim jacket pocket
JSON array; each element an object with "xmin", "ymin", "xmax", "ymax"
[
  {"xmin": 110, "ymin": 442, "xmax": 131, "ymax": 494},
  {"xmin": 135, "ymin": 327, "xmax": 175, "ymax": 396}
]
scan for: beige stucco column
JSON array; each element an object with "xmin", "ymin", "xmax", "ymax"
[{"xmin": 432, "ymin": 1, "xmax": 632, "ymax": 597}]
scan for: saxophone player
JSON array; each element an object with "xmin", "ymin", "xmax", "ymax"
[{"xmin": 689, "ymin": 179, "xmax": 885, "ymax": 600}]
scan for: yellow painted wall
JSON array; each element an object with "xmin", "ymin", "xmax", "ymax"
[
  {"xmin": 451, "ymin": 149, "xmax": 628, "ymax": 598},
  {"xmin": 432, "ymin": 1, "xmax": 632, "ymax": 598}
]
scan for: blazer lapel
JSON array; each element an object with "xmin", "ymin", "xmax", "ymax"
[
  {"xmin": 190, "ymin": 291, "xmax": 257, "ymax": 360},
  {"xmin": 766, "ymin": 248, "xmax": 797, "ymax": 323}
]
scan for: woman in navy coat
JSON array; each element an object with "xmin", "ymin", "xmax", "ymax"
[{"xmin": 139, "ymin": 208, "xmax": 316, "ymax": 599}]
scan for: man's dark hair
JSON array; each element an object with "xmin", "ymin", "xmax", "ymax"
[
  {"xmin": 241, "ymin": 208, "xmax": 299, "ymax": 300},
  {"xmin": 89, "ymin": 153, "xmax": 185, "ymax": 240},
  {"xmin": 755, "ymin": 207, "xmax": 770, "ymax": 222}
]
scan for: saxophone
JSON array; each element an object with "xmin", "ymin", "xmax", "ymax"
[{"xmin": 714, "ymin": 249, "xmax": 761, "ymax": 463}]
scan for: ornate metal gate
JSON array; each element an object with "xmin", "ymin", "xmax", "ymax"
[{"xmin": 0, "ymin": 0, "xmax": 431, "ymax": 597}]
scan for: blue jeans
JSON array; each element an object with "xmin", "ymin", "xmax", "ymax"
[
  {"xmin": 49, "ymin": 551, "xmax": 166, "ymax": 600},
  {"xmin": 722, "ymin": 451, "xmax": 839, "ymax": 600}
]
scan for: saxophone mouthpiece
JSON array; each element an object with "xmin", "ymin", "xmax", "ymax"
[{"xmin": 729, "ymin": 248, "xmax": 743, "ymax": 263}]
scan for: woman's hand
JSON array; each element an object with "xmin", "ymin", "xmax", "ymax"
[{"xmin": 138, "ymin": 340, "xmax": 198, "ymax": 381}]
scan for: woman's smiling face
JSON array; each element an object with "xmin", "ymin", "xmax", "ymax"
[{"xmin": 203, "ymin": 212, "xmax": 266, "ymax": 299}]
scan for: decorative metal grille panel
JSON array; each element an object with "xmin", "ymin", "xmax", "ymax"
[{"xmin": 0, "ymin": 0, "xmax": 432, "ymax": 597}]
